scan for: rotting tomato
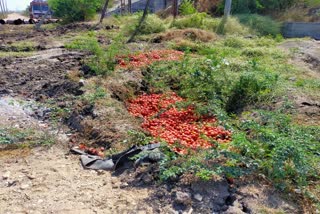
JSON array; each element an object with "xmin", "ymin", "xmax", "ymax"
[
  {"xmin": 116, "ymin": 50, "xmax": 184, "ymax": 69},
  {"xmin": 128, "ymin": 93, "xmax": 232, "ymax": 154}
]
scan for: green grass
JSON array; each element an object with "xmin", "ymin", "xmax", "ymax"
[
  {"xmin": 0, "ymin": 52, "xmax": 34, "ymax": 58},
  {"xmin": 66, "ymin": 31, "xmax": 127, "ymax": 75},
  {"xmin": 0, "ymin": 128, "xmax": 55, "ymax": 147},
  {"xmin": 138, "ymin": 32, "xmax": 320, "ymax": 203}
]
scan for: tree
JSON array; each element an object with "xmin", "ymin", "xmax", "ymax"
[
  {"xmin": 99, "ymin": 0, "xmax": 110, "ymax": 23},
  {"xmin": 127, "ymin": 0, "xmax": 151, "ymax": 43},
  {"xmin": 48, "ymin": 0, "xmax": 103, "ymax": 23}
]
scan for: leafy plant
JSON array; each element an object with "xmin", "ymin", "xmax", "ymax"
[
  {"xmin": 171, "ymin": 13, "xmax": 207, "ymax": 29},
  {"xmin": 124, "ymin": 14, "xmax": 166, "ymax": 36},
  {"xmin": 66, "ymin": 32, "xmax": 126, "ymax": 75},
  {"xmin": 236, "ymin": 14, "xmax": 281, "ymax": 36},
  {"xmin": 48, "ymin": 0, "xmax": 103, "ymax": 23},
  {"xmin": 179, "ymin": 0, "xmax": 197, "ymax": 15}
]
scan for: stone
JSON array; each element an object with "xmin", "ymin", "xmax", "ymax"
[
  {"xmin": 194, "ymin": 193, "xmax": 203, "ymax": 202},
  {"xmin": 224, "ymin": 206, "xmax": 245, "ymax": 214},
  {"xmin": 2, "ymin": 171, "xmax": 11, "ymax": 180},
  {"xmin": 289, "ymin": 77, "xmax": 296, "ymax": 81},
  {"xmin": 20, "ymin": 184, "xmax": 30, "ymax": 190},
  {"xmin": 175, "ymin": 191, "xmax": 192, "ymax": 206}
]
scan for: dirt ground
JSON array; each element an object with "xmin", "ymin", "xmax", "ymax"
[
  {"xmin": 4, "ymin": 13, "xmax": 29, "ymax": 21},
  {"xmin": 279, "ymin": 39, "xmax": 320, "ymax": 125},
  {"xmin": 0, "ymin": 24, "xmax": 304, "ymax": 213}
]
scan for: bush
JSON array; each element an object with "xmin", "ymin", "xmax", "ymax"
[
  {"xmin": 236, "ymin": 14, "xmax": 281, "ymax": 36},
  {"xmin": 217, "ymin": 0, "xmax": 298, "ymax": 14},
  {"xmin": 66, "ymin": 32, "xmax": 126, "ymax": 75},
  {"xmin": 172, "ymin": 14, "xmax": 250, "ymax": 36},
  {"xmin": 48, "ymin": 0, "xmax": 102, "ymax": 23},
  {"xmin": 125, "ymin": 14, "xmax": 166, "ymax": 36},
  {"xmin": 171, "ymin": 13, "xmax": 207, "ymax": 29},
  {"xmin": 179, "ymin": 0, "xmax": 197, "ymax": 15},
  {"xmin": 65, "ymin": 33, "xmax": 102, "ymax": 55},
  {"xmin": 222, "ymin": 17, "xmax": 251, "ymax": 35},
  {"xmin": 226, "ymin": 72, "xmax": 278, "ymax": 113}
]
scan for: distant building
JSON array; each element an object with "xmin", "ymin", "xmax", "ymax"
[{"xmin": 29, "ymin": 0, "xmax": 52, "ymax": 19}]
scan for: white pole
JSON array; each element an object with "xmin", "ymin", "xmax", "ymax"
[
  {"xmin": 224, "ymin": 0, "xmax": 232, "ymax": 17},
  {"xmin": 0, "ymin": 0, "xmax": 5, "ymax": 19}
]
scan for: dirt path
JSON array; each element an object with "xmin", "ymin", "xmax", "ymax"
[
  {"xmin": 5, "ymin": 13, "xmax": 29, "ymax": 21},
  {"xmin": 0, "ymin": 145, "xmax": 154, "ymax": 214}
]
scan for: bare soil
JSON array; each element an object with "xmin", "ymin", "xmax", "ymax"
[{"xmin": 279, "ymin": 39, "xmax": 320, "ymax": 125}]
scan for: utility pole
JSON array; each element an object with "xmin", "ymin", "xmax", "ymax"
[
  {"xmin": 173, "ymin": 0, "xmax": 178, "ymax": 18},
  {"xmin": 217, "ymin": 0, "xmax": 232, "ymax": 34},
  {"xmin": 4, "ymin": 0, "xmax": 7, "ymax": 14},
  {"xmin": 224, "ymin": 0, "xmax": 232, "ymax": 17},
  {"xmin": 0, "ymin": 0, "xmax": 6, "ymax": 19},
  {"xmin": 128, "ymin": 0, "xmax": 132, "ymax": 13},
  {"xmin": 0, "ymin": 0, "xmax": 3, "ymax": 19}
]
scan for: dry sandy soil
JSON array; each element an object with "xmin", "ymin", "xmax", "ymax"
[
  {"xmin": 0, "ymin": 24, "xmax": 307, "ymax": 214},
  {"xmin": 5, "ymin": 13, "xmax": 29, "ymax": 21}
]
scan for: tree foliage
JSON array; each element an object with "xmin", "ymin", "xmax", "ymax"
[
  {"xmin": 219, "ymin": 0, "xmax": 298, "ymax": 14},
  {"xmin": 179, "ymin": 0, "xmax": 197, "ymax": 15},
  {"xmin": 48, "ymin": 0, "xmax": 103, "ymax": 23}
]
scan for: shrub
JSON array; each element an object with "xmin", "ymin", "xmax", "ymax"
[
  {"xmin": 179, "ymin": 0, "xmax": 197, "ymax": 15},
  {"xmin": 172, "ymin": 14, "xmax": 250, "ymax": 35},
  {"xmin": 226, "ymin": 72, "xmax": 278, "ymax": 113},
  {"xmin": 223, "ymin": 36, "xmax": 246, "ymax": 48},
  {"xmin": 124, "ymin": 14, "xmax": 166, "ymax": 36},
  {"xmin": 223, "ymin": 17, "xmax": 251, "ymax": 35},
  {"xmin": 48, "ymin": 0, "xmax": 102, "ymax": 23},
  {"xmin": 236, "ymin": 14, "xmax": 281, "ymax": 36},
  {"xmin": 65, "ymin": 33, "xmax": 102, "ymax": 55},
  {"xmin": 217, "ymin": 0, "xmax": 299, "ymax": 14},
  {"xmin": 66, "ymin": 32, "xmax": 126, "ymax": 75},
  {"xmin": 171, "ymin": 13, "xmax": 207, "ymax": 29}
]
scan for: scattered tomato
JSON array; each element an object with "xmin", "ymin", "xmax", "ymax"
[
  {"xmin": 128, "ymin": 93, "xmax": 232, "ymax": 154},
  {"xmin": 116, "ymin": 50, "xmax": 184, "ymax": 69}
]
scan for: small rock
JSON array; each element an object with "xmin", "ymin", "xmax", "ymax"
[
  {"xmin": 2, "ymin": 171, "xmax": 11, "ymax": 180},
  {"xmin": 20, "ymin": 184, "xmax": 30, "ymax": 190},
  {"xmin": 7, "ymin": 180, "xmax": 17, "ymax": 187},
  {"xmin": 224, "ymin": 206, "xmax": 245, "ymax": 214},
  {"xmin": 79, "ymin": 79, "xmax": 85, "ymax": 87},
  {"xmin": 289, "ymin": 77, "xmax": 296, "ymax": 81},
  {"xmin": 120, "ymin": 182, "xmax": 129, "ymax": 189},
  {"xmin": 175, "ymin": 191, "xmax": 192, "ymax": 206},
  {"xmin": 294, "ymin": 189, "xmax": 302, "ymax": 194},
  {"xmin": 27, "ymin": 174, "xmax": 36, "ymax": 180},
  {"xmin": 194, "ymin": 193, "xmax": 203, "ymax": 202}
]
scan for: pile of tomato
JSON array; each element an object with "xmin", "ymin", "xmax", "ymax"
[
  {"xmin": 128, "ymin": 93, "xmax": 232, "ymax": 154},
  {"xmin": 117, "ymin": 50, "xmax": 184, "ymax": 69}
]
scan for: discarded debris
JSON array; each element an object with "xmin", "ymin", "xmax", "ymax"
[{"xmin": 71, "ymin": 143, "xmax": 163, "ymax": 171}]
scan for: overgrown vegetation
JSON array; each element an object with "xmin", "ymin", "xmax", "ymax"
[
  {"xmin": 48, "ymin": 0, "xmax": 103, "ymax": 23},
  {"xmin": 66, "ymin": 31, "xmax": 126, "ymax": 75},
  {"xmin": 138, "ymin": 32, "xmax": 319, "ymax": 204},
  {"xmin": 179, "ymin": 0, "xmax": 197, "ymax": 15},
  {"xmin": 13, "ymin": 6, "xmax": 317, "ymax": 210},
  {"xmin": 124, "ymin": 13, "xmax": 166, "ymax": 36},
  {"xmin": 236, "ymin": 14, "xmax": 281, "ymax": 36},
  {"xmin": 0, "ymin": 128, "xmax": 55, "ymax": 147}
]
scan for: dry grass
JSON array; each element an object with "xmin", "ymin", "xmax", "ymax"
[
  {"xmin": 274, "ymin": 4, "xmax": 320, "ymax": 22},
  {"xmin": 153, "ymin": 28, "xmax": 217, "ymax": 43}
]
